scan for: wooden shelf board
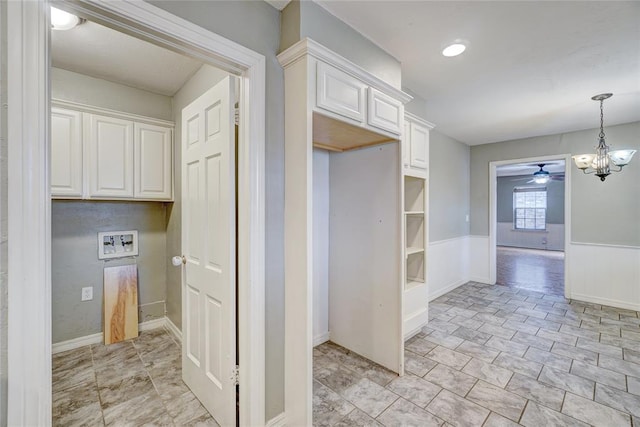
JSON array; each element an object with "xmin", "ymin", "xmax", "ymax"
[
  {"xmin": 405, "ymin": 211, "xmax": 424, "ymax": 215},
  {"xmin": 313, "ymin": 112, "xmax": 396, "ymax": 152},
  {"xmin": 406, "ymin": 247, "xmax": 424, "ymax": 257}
]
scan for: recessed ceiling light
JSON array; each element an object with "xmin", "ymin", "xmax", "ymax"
[
  {"xmin": 51, "ymin": 7, "xmax": 83, "ymax": 31},
  {"xmin": 442, "ymin": 43, "xmax": 466, "ymax": 57}
]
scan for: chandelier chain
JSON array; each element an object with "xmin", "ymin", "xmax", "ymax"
[{"xmin": 599, "ymin": 99, "xmax": 605, "ymax": 139}]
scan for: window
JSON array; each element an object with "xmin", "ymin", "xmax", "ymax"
[{"xmin": 513, "ymin": 187, "xmax": 546, "ymax": 230}]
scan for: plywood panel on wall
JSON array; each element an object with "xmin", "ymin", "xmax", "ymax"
[
  {"xmin": 104, "ymin": 264, "xmax": 139, "ymax": 344},
  {"xmin": 313, "ymin": 112, "xmax": 395, "ymax": 152},
  {"xmin": 328, "ymin": 142, "xmax": 401, "ymax": 373}
]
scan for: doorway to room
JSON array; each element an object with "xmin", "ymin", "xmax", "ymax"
[{"xmin": 492, "ymin": 158, "xmax": 568, "ymax": 297}]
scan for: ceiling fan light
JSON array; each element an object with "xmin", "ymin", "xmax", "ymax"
[
  {"xmin": 533, "ymin": 176, "xmax": 550, "ymax": 184},
  {"xmin": 51, "ymin": 7, "xmax": 81, "ymax": 30},
  {"xmin": 609, "ymin": 149, "xmax": 637, "ymax": 167},
  {"xmin": 572, "ymin": 154, "xmax": 595, "ymax": 170}
]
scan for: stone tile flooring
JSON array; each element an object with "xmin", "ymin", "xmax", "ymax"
[
  {"xmin": 52, "ymin": 328, "xmax": 219, "ymax": 427},
  {"xmin": 313, "ymin": 282, "xmax": 640, "ymax": 426},
  {"xmin": 496, "ymin": 246, "xmax": 565, "ymax": 296}
]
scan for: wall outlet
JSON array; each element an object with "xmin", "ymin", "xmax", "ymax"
[{"xmin": 81, "ymin": 287, "xmax": 93, "ymax": 302}]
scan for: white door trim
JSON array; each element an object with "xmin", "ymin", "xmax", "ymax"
[
  {"xmin": 6, "ymin": 1, "xmax": 266, "ymax": 425},
  {"xmin": 489, "ymin": 154, "xmax": 572, "ymax": 299}
]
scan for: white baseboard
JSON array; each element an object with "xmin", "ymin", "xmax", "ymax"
[
  {"xmin": 403, "ymin": 309, "xmax": 427, "ymax": 340},
  {"xmin": 570, "ymin": 293, "xmax": 640, "ymax": 312},
  {"xmin": 52, "ymin": 317, "xmax": 170, "ymax": 354},
  {"xmin": 468, "ymin": 276, "xmax": 492, "ymax": 284},
  {"xmin": 52, "ymin": 332, "xmax": 103, "ymax": 354},
  {"xmin": 429, "ymin": 278, "xmax": 468, "ymax": 301},
  {"xmin": 266, "ymin": 412, "xmax": 286, "ymax": 427},
  {"xmin": 165, "ymin": 316, "xmax": 183, "ymax": 343},
  {"xmin": 139, "ymin": 317, "xmax": 166, "ymax": 332},
  {"xmin": 313, "ymin": 331, "xmax": 330, "ymax": 347}
]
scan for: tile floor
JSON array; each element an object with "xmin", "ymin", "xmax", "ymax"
[
  {"xmin": 52, "ymin": 328, "xmax": 219, "ymax": 427},
  {"xmin": 313, "ymin": 282, "xmax": 640, "ymax": 426},
  {"xmin": 496, "ymin": 246, "xmax": 565, "ymax": 296}
]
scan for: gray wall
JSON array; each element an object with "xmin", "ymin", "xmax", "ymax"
[
  {"xmin": 51, "ymin": 70, "xmax": 174, "ymax": 342},
  {"xmin": 52, "ymin": 201, "xmax": 168, "ymax": 342},
  {"xmin": 429, "ymin": 130, "xmax": 471, "ymax": 242},
  {"xmin": 497, "ymin": 176, "xmax": 564, "ymax": 224},
  {"xmin": 281, "ymin": 0, "xmax": 402, "ymax": 89},
  {"xmin": 0, "ymin": 0, "xmax": 7, "ymax": 423},
  {"xmin": 52, "ymin": 68, "xmax": 173, "ymax": 120},
  {"xmin": 167, "ymin": 64, "xmax": 229, "ymax": 329},
  {"xmin": 471, "ymin": 122, "xmax": 640, "ymax": 246},
  {"xmin": 147, "ymin": 1, "xmax": 285, "ymax": 419}
]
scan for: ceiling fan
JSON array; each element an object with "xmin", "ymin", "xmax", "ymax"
[{"xmin": 511, "ymin": 163, "xmax": 565, "ymax": 184}]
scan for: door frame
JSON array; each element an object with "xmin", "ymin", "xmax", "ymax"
[
  {"xmin": 489, "ymin": 154, "xmax": 571, "ymax": 299},
  {"xmin": 6, "ymin": 1, "xmax": 266, "ymax": 425}
]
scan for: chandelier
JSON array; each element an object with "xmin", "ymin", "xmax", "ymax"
[{"xmin": 572, "ymin": 93, "xmax": 636, "ymax": 181}]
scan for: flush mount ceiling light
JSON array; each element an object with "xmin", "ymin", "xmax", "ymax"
[
  {"xmin": 51, "ymin": 7, "xmax": 84, "ymax": 31},
  {"xmin": 442, "ymin": 42, "xmax": 466, "ymax": 57},
  {"xmin": 572, "ymin": 93, "xmax": 636, "ymax": 181}
]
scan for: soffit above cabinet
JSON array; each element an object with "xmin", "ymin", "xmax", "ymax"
[{"xmin": 313, "ymin": 112, "xmax": 396, "ymax": 152}]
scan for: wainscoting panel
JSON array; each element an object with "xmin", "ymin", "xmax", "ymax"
[
  {"xmin": 497, "ymin": 222, "xmax": 564, "ymax": 251},
  {"xmin": 568, "ymin": 242, "xmax": 640, "ymax": 311},
  {"xmin": 428, "ymin": 236, "xmax": 470, "ymax": 301},
  {"xmin": 469, "ymin": 235, "xmax": 491, "ymax": 284}
]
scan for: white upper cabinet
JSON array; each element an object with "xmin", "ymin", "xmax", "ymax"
[
  {"xmin": 134, "ymin": 123, "xmax": 172, "ymax": 200},
  {"xmin": 316, "ymin": 61, "xmax": 367, "ymax": 123},
  {"xmin": 50, "ymin": 102, "xmax": 174, "ymax": 201},
  {"xmin": 367, "ymin": 87, "xmax": 402, "ymax": 134},
  {"xmin": 51, "ymin": 108, "xmax": 83, "ymax": 197},
  {"xmin": 403, "ymin": 113, "xmax": 434, "ymax": 177},
  {"xmin": 86, "ymin": 113, "xmax": 135, "ymax": 198}
]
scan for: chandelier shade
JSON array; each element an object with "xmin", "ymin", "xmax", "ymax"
[{"xmin": 572, "ymin": 93, "xmax": 636, "ymax": 181}]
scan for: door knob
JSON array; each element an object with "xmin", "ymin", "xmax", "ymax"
[{"xmin": 171, "ymin": 255, "xmax": 186, "ymax": 266}]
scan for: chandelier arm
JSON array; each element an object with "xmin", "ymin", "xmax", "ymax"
[
  {"xmin": 610, "ymin": 165, "xmax": 624, "ymax": 173},
  {"xmin": 582, "ymin": 169, "xmax": 596, "ymax": 175}
]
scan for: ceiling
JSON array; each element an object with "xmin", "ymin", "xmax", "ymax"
[
  {"xmin": 496, "ymin": 160, "xmax": 565, "ymax": 177},
  {"xmin": 308, "ymin": 1, "xmax": 640, "ymax": 145},
  {"xmin": 52, "ymin": 20, "xmax": 203, "ymax": 96}
]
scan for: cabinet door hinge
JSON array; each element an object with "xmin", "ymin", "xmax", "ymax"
[{"xmin": 231, "ymin": 365, "xmax": 240, "ymax": 386}]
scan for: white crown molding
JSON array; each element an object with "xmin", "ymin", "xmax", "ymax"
[
  {"xmin": 52, "ymin": 98, "xmax": 175, "ymax": 127},
  {"xmin": 405, "ymin": 111, "xmax": 436, "ymax": 130},
  {"xmin": 278, "ymin": 37, "xmax": 412, "ymax": 104}
]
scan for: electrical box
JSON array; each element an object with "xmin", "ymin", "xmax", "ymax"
[{"xmin": 98, "ymin": 230, "xmax": 139, "ymax": 260}]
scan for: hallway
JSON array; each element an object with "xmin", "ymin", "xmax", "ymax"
[
  {"xmin": 496, "ymin": 246, "xmax": 564, "ymax": 296},
  {"xmin": 314, "ymin": 282, "xmax": 640, "ymax": 426}
]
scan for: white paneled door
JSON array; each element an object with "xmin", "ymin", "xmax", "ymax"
[{"xmin": 181, "ymin": 76, "xmax": 236, "ymax": 426}]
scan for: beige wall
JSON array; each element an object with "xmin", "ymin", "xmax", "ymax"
[{"xmin": 470, "ymin": 122, "xmax": 640, "ymax": 246}]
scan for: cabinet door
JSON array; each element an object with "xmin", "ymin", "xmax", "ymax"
[
  {"xmin": 86, "ymin": 114, "xmax": 134, "ymax": 198},
  {"xmin": 134, "ymin": 123, "xmax": 173, "ymax": 200},
  {"xmin": 402, "ymin": 120, "xmax": 411, "ymax": 170},
  {"xmin": 316, "ymin": 62, "xmax": 367, "ymax": 123},
  {"xmin": 367, "ymin": 88, "xmax": 402, "ymax": 135},
  {"xmin": 409, "ymin": 122, "xmax": 429, "ymax": 171},
  {"xmin": 51, "ymin": 108, "xmax": 83, "ymax": 197}
]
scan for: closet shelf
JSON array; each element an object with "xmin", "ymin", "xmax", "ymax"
[
  {"xmin": 406, "ymin": 247, "xmax": 424, "ymax": 257},
  {"xmin": 404, "ymin": 211, "xmax": 424, "ymax": 215}
]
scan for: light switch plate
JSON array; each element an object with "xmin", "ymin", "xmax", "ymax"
[{"xmin": 98, "ymin": 230, "xmax": 139, "ymax": 260}]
